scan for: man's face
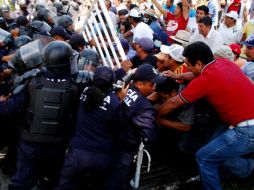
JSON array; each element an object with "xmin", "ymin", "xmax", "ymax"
[
  {"xmin": 166, "ymin": 0, "xmax": 172, "ymax": 8},
  {"xmin": 196, "ymin": 9, "xmax": 205, "ymax": 22},
  {"xmin": 163, "ymin": 54, "xmax": 176, "ymax": 71},
  {"xmin": 185, "ymin": 58, "xmax": 202, "ymax": 76},
  {"xmin": 119, "ymin": 14, "xmax": 127, "ymax": 23},
  {"xmin": 174, "ymin": 5, "xmax": 181, "ymax": 16},
  {"xmin": 198, "ymin": 23, "xmax": 210, "ymax": 37},
  {"xmin": 224, "ymin": 16, "xmax": 235, "ymax": 27},
  {"xmin": 135, "ymin": 44, "xmax": 143, "ymax": 57},
  {"xmin": 138, "ymin": 81, "xmax": 156, "ymax": 96},
  {"xmin": 245, "ymin": 46, "xmax": 254, "ymax": 61}
]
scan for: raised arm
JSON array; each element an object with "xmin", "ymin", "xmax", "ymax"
[
  {"xmin": 151, "ymin": 0, "xmax": 168, "ymax": 18},
  {"xmin": 182, "ymin": 0, "xmax": 189, "ymax": 20}
]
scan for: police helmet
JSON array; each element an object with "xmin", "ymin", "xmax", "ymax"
[
  {"xmin": 37, "ymin": 8, "xmax": 53, "ymax": 23},
  {"xmin": 43, "ymin": 41, "xmax": 73, "ymax": 73},
  {"xmin": 55, "ymin": 15, "xmax": 73, "ymax": 28},
  {"xmin": 0, "ymin": 4, "xmax": 10, "ymax": 13},
  {"xmin": 30, "ymin": 20, "xmax": 52, "ymax": 33},
  {"xmin": 14, "ymin": 35, "xmax": 32, "ymax": 49},
  {"xmin": 11, "ymin": 40, "xmax": 44, "ymax": 74},
  {"xmin": 53, "ymin": 1, "xmax": 63, "ymax": 13},
  {"xmin": 78, "ymin": 49, "xmax": 100, "ymax": 71},
  {"xmin": 35, "ymin": 4, "xmax": 45, "ymax": 12}
]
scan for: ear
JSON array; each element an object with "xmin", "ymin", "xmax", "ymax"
[
  {"xmin": 196, "ymin": 60, "xmax": 203, "ymax": 69},
  {"xmin": 171, "ymin": 90, "xmax": 178, "ymax": 97},
  {"xmin": 134, "ymin": 81, "xmax": 143, "ymax": 90}
]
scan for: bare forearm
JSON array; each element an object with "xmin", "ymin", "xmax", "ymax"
[
  {"xmin": 151, "ymin": 0, "xmax": 167, "ymax": 17},
  {"xmin": 158, "ymin": 118, "xmax": 191, "ymax": 132}
]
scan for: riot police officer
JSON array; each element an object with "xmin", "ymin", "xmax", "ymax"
[
  {"xmin": 56, "ymin": 66, "xmax": 127, "ymax": 190},
  {"xmin": 55, "ymin": 14, "xmax": 75, "ymax": 35},
  {"xmin": 9, "ymin": 41, "xmax": 79, "ymax": 190}
]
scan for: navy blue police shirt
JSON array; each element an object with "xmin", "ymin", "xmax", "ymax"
[
  {"xmin": 69, "ymin": 91, "xmax": 121, "ymax": 153},
  {"xmin": 119, "ymin": 85, "xmax": 157, "ymax": 151}
]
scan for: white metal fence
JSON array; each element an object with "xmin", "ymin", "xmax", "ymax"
[{"xmin": 81, "ymin": 0, "xmax": 127, "ymax": 69}]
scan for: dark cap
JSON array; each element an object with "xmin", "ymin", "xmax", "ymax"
[
  {"xmin": 50, "ymin": 26, "xmax": 70, "ymax": 40},
  {"xmin": 134, "ymin": 37, "xmax": 154, "ymax": 52},
  {"xmin": 93, "ymin": 66, "xmax": 115, "ymax": 85},
  {"xmin": 134, "ymin": 64, "xmax": 165, "ymax": 83},
  {"xmin": 69, "ymin": 33, "xmax": 88, "ymax": 46},
  {"xmin": 241, "ymin": 33, "xmax": 254, "ymax": 47},
  {"xmin": 118, "ymin": 9, "xmax": 129, "ymax": 16},
  {"xmin": 120, "ymin": 38, "xmax": 129, "ymax": 51},
  {"xmin": 16, "ymin": 16, "xmax": 29, "ymax": 26}
]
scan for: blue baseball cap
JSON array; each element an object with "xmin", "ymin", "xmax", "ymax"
[
  {"xmin": 134, "ymin": 64, "xmax": 165, "ymax": 83},
  {"xmin": 93, "ymin": 66, "xmax": 115, "ymax": 85},
  {"xmin": 241, "ymin": 33, "xmax": 254, "ymax": 47},
  {"xmin": 50, "ymin": 26, "xmax": 70, "ymax": 40},
  {"xmin": 134, "ymin": 37, "xmax": 154, "ymax": 52}
]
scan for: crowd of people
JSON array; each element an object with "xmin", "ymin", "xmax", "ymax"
[{"xmin": 0, "ymin": 0, "xmax": 254, "ymax": 189}]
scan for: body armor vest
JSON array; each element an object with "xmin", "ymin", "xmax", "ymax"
[{"xmin": 22, "ymin": 75, "xmax": 77, "ymax": 143}]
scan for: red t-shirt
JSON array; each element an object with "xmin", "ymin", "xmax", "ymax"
[
  {"xmin": 180, "ymin": 58, "xmax": 254, "ymax": 126},
  {"xmin": 165, "ymin": 12, "xmax": 188, "ymax": 43}
]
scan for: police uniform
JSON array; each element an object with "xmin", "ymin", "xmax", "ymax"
[
  {"xmin": 56, "ymin": 66, "xmax": 121, "ymax": 190},
  {"xmin": 103, "ymin": 64, "xmax": 164, "ymax": 190},
  {"xmin": 10, "ymin": 41, "xmax": 79, "ymax": 190}
]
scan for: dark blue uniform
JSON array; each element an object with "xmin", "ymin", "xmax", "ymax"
[
  {"xmin": 56, "ymin": 91, "xmax": 121, "ymax": 190},
  {"xmin": 103, "ymin": 86, "xmax": 157, "ymax": 190}
]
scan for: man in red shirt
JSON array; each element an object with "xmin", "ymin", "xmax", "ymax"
[
  {"xmin": 151, "ymin": 0, "xmax": 189, "ymax": 43},
  {"xmin": 157, "ymin": 41, "xmax": 254, "ymax": 190}
]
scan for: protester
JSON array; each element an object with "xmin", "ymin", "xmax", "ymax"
[{"xmin": 157, "ymin": 41, "xmax": 254, "ymax": 190}]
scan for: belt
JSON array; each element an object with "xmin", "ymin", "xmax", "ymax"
[{"xmin": 237, "ymin": 119, "xmax": 254, "ymax": 127}]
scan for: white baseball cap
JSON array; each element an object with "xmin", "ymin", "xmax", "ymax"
[
  {"xmin": 129, "ymin": 8, "xmax": 142, "ymax": 18},
  {"xmin": 160, "ymin": 44, "xmax": 184, "ymax": 62},
  {"xmin": 225, "ymin": 11, "xmax": 238, "ymax": 21}
]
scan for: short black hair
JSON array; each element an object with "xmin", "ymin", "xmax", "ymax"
[
  {"xmin": 156, "ymin": 78, "xmax": 179, "ymax": 93},
  {"xmin": 183, "ymin": 42, "xmax": 214, "ymax": 66},
  {"xmin": 130, "ymin": 16, "xmax": 142, "ymax": 23},
  {"xmin": 197, "ymin": 5, "xmax": 209, "ymax": 15},
  {"xmin": 197, "ymin": 16, "xmax": 212, "ymax": 26},
  {"xmin": 177, "ymin": 2, "xmax": 183, "ymax": 12}
]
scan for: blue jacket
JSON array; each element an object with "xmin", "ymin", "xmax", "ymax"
[
  {"xmin": 118, "ymin": 85, "xmax": 157, "ymax": 151},
  {"xmin": 70, "ymin": 91, "xmax": 121, "ymax": 153}
]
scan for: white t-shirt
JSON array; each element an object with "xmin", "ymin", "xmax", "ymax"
[
  {"xmin": 218, "ymin": 23, "xmax": 242, "ymax": 44},
  {"xmin": 186, "ymin": 17, "xmax": 198, "ymax": 35},
  {"xmin": 189, "ymin": 29, "xmax": 224, "ymax": 52},
  {"xmin": 131, "ymin": 22, "xmax": 154, "ymax": 42}
]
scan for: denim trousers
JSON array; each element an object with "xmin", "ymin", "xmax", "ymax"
[{"xmin": 196, "ymin": 126, "xmax": 254, "ymax": 190}]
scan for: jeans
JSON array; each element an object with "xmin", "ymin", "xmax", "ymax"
[{"xmin": 196, "ymin": 126, "xmax": 254, "ymax": 190}]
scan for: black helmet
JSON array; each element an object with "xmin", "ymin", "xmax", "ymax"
[
  {"xmin": 37, "ymin": 8, "xmax": 54, "ymax": 24},
  {"xmin": 11, "ymin": 40, "xmax": 44, "ymax": 74},
  {"xmin": 30, "ymin": 20, "xmax": 52, "ymax": 33},
  {"xmin": 55, "ymin": 15, "xmax": 73, "ymax": 28},
  {"xmin": 43, "ymin": 41, "xmax": 73, "ymax": 74},
  {"xmin": 13, "ymin": 35, "xmax": 32, "ymax": 49},
  {"xmin": 53, "ymin": 1, "xmax": 63, "ymax": 13},
  {"xmin": 78, "ymin": 49, "xmax": 100, "ymax": 70},
  {"xmin": 35, "ymin": 4, "xmax": 45, "ymax": 12}
]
